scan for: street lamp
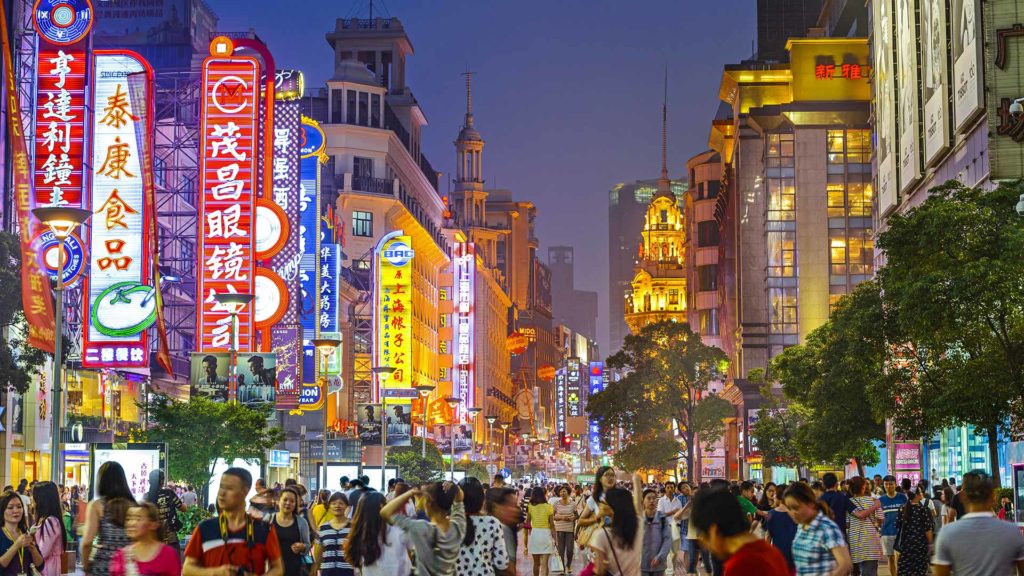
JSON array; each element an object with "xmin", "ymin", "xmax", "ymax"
[
  {"xmin": 32, "ymin": 206, "xmax": 91, "ymax": 484},
  {"xmin": 415, "ymin": 384, "xmax": 435, "ymax": 458},
  {"xmin": 372, "ymin": 366, "xmax": 396, "ymax": 486},
  {"xmin": 444, "ymin": 396, "xmax": 461, "ymax": 480},
  {"xmin": 311, "ymin": 338, "xmax": 341, "ymax": 492},
  {"xmin": 486, "ymin": 415, "xmax": 498, "ymax": 469},
  {"xmin": 467, "ymin": 407, "xmax": 482, "ymax": 462}
]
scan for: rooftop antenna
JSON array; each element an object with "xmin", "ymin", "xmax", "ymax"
[
  {"xmin": 461, "ymin": 69, "xmax": 475, "ymax": 127},
  {"xmin": 661, "ymin": 64, "xmax": 668, "ymax": 182}
]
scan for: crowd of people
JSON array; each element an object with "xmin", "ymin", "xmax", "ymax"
[{"xmin": 1, "ymin": 465, "xmax": 1022, "ymax": 575}]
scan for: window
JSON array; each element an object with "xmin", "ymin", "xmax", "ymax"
[
  {"xmin": 706, "ymin": 180, "xmax": 721, "ymax": 199},
  {"xmin": 353, "ymin": 259, "xmax": 370, "ymax": 270},
  {"xmin": 668, "ymin": 289, "xmax": 680, "ymax": 305},
  {"xmin": 371, "ymin": 93, "xmax": 381, "ymax": 128},
  {"xmin": 767, "ymin": 178, "xmax": 796, "ymax": 220},
  {"xmin": 769, "ymin": 287, "xmax": 798, "ymax": 334},
  {"xmin": 660, "ymin": 209, "xmax": 668, "ymax": 223},
  {"xmin": 848, "ymin": 178, "xmax": 873, "ymax": 217},
  {"xmin": 830, "ymin": 230, "xmax": 847, "ymax": 276},
  {"xmin": 346, "ymin": 90, "xmax": 357, "ymax": 125},
  {"xmin": 353, "ymin": 211, "xmax": 373, "ymax": 237},
  {"xmin": 827, "ymin": 182, "xmax": 846, "ymax": 218},
  {"xmin": 767, "ymin": 231, "xmax": 796, "ymax": 277},
  {"xmin": 331, "ymin": 89, "xmax": 343, "ymax": 124},
  {"xmin": 358, "ymin": 92, "xmax": 369, "ymax": 126},
  {"xmin": 699, "ymin": 309, "xmax": 720, "ymax": 335},
  {"xmin": 354, "ymin": 157, "xmax": 373, "ymax": 178},
  {"xmin": 697, "ymin": 265, "xmax": 718, "ymax": 292},
  {"xmin": 697, "ymin": 221, "xmax": 719, "ymax": 247}
]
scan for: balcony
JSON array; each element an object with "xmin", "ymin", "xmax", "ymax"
[{"xmin": 338, "ymin": 173, "xmax": 398, "ymax": 196}]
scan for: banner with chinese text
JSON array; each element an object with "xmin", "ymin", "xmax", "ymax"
[{"xmin": 373, "ymin": 233, "xmax": 414, "ymax": 404}]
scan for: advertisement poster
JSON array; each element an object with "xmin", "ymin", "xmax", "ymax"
[
  {"xmin": 357, "ymin": 403, "xmax": 382, "ymax": 445},
  {"xmin": 952, "ymin": 0, "xmax": 984, "ymax": 132},
  {"xmin": 873, "ymin": 0, "xmax": 899, "ymax": 214},
  {"xmin": 235, "ymin": 353, "xmax": 277, "ymax": 406},
  {"xmin": 385, "ymin": 404, "xmax": 412, "ymax": 447},
  {"xmin": 190, "ymin": 352, "xmax": 230, "ymax": 402},
  {"xmin": 432, "ymin": 424, "xmax": 472, "ymax": 454},
  {"xmin": 190, "ymin": 352, "xmax": 276, "ymax": 405},
  {"xmin": 896, "ymin": 0, "xmax": 921, "ymax": 194},
  {"xmin": 920, "ymin": 0, "xmax": 950, "ymax": 164},
  {"xmin": 91, "ymin": 443, "xmax": 165, "ymax": 501}
]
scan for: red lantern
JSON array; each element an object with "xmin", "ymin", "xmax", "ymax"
[
  {"xmin": 537, "ymin": 364, "xmax": 556, "ymax": 382},
  {"xmin": 506, "ymin": 331, "xmax": 529, "ymax": 355}
]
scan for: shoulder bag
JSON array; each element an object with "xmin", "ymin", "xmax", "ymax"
[{"xmin": 600, "ymin": 526, "xmax": 623, "ymax": 576}]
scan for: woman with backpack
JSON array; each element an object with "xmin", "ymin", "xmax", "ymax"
[{"xmin": 144, "ymin": 470, "xmax": 186, "ymax": 552}]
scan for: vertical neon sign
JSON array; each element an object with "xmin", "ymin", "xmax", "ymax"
[{"xmin": 454, "ymin": 242, "xmax": 475, "ymax": 419}]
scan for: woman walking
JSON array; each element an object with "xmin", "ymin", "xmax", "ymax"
[
  {"xmin": 527, "ymin": 486, "xmax": 556, "ymax": 576},
  {"xmin": 895, "ymin": 487, "xmax": 933, "ymax": 576},
  {"xmin": 455, "ymin": 477, "xmax": 510, "ymax": 576},
  {"xmin": 145, "ymin": 470, "xmax": 186, "ymax": 552},
  {"xmin": 382, "ymin": 481, "xmax": 466, "ymax": 576},
  {"xmin": 346, "ymin": 492, "xmax": 411, "ymax": 576},
  {"xmin": 551, "ymin": 485, "xmax": 577, "ymax": 574},
  {"xmin": 783, "ymin": 482, "xmax": 851, "ymax": 576},
  {"xmin": 587, "ymin": 473, "xmax": 643, "ymax": 576},
  {"xmin": 313, "ymin": 492, "xmax": 353, "ymax": 576},
  {"xmin": 82, "ymin": 461, "xmax": 135, "ymax": 575},
  {"xmin": 640, "ymin": 488, "xmax": 672, "ymax": 576},
  {"xmin": 846, "ymin": 477, "xmax": 882, "ymax": 576},
  {"xmin": 764, "ymin": 482, "xmax": 798, "ymax": 575},
  {"xmin": 269, "ymin": 487, "xmax": 312, "ymax": 576},
  {"xmin": 0, "ymin": 490, "xmax": 44, "ymax": 575},
  {"xmin": 110, "ymin": 502, "xmax": 181, "ymax": 576},
  {"xmin": 30, "ymin": 482, "xmax": 67, "ymax": 576}
]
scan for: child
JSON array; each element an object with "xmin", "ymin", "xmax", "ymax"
[{"xmin": 110, "ymin": 502, "xmax": 181, "ymax": 576}]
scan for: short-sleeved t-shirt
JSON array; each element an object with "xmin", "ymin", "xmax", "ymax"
[
  {"xmin": 819, "ymin": 490, "xmax": 854, "ymax": 535},
  {"xmin": 765, "ymin": 509, "xmax": 798, "ymax": 571},
  {"xmin": 394, "ymin": 501, "xmax": 466, "ymax": 576},
  {"xmin": 551, "ymin": 499, "xmax": 577, "ymax": 533},
  {"xmin": 528, "ymin": 503, "xmax": 554, "ymax": 529},
  {"xmin": 933, "ymin": 512, "xmax": 1024, "ymax": 575},
  {"xmin": 589, "ymin": 517, "xmax": 644, "ymax": 576},
  {"xmin": 791, "ymin": 512, "xmax": 845, "ymax": 576},
  {"xmin": 110, "ymin": 544, "xmax": 181, "ymax": 576},
  {"xmin": 724, "ymin": 539, "xmax": 790, "ymax": 576},
  {"xmin": 878, "ymin": 493, "xmax": 907, "ymax": 536},
  {"xmin": 184, "ymin": 517, "xmax": 281, "ymax": 575},
  {"xmin": 152, "ymin": 488, "xmax": 183, "ymax": 540},
  {"xmin": 738, "ymin": 496, "xmax": 759, "ymax": 519}
]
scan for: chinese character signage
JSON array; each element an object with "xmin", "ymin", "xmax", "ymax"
[
  {"xmin": 566, "ymin": 357, "xmax": 582, "ymax": 417},
  {"xmin": 298, "ymin": 115, "xmax": 326, "ymax": 391},
  {"xmin": 34, "ymin": 45, "xmax": 87, "ymax": 208},
  {"xmin": 82, "ymin": 52, "xmax": 153, "ymax": 368},
  {"xmin": 374, "ymin": 232, "xmax": 414, "ymax": 402},
  {"xmin": 196, "ymin": 55, "xmax": 259, "ymax": 352},
  {"xmin": 555, "ymin": 368, "xmax": 566, "ymax": 437},
  {"xmin": 271, "ymin": 324, "xmax": 301, "ymax": 410},
  {"xmin": 454, "ymin": 243, "xmax": 475, "ymax": 419},
  {"xmin": 588, "ymin": 362, "xmax": 604, "ymax": 455},
  {"xmin": 812, "ymin": 63, "xmax": 870, "ymax": 80}
]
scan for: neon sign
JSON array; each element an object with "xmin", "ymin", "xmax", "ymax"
[
  {"xmin": 196, "ymin": 53, "xmax": 259, "ymax": 352},
  {"xmin": 374, "ymin": 232, "xmax": 414, "ymax": 403},
  {"xmin": 454, "ymin": 243, "xmax": 475, "ymax": 420},
  {"xmin": 82, "ymin": 51, "xmax": 152, "ymax": 368}
]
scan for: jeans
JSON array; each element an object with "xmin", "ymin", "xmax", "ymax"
[
  {"xmin": 855, "ymin": 560, "xmax": 878, "ymax": 576},
  {"xmin": 686, "ymin": 539, "xmax": 711, "ymax": 574},
  {"xmin": 555, "ymin": 530, "xmax": 574, "ymax": 571}
]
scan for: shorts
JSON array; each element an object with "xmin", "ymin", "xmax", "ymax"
[{"xmin": 881, "ymin": 535, "xmax": 896, "ymax": 556}]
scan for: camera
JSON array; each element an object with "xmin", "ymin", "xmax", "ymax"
[{"xmin": 1011, "ymin": 98, "xmax": 1024, "ymax": 121}]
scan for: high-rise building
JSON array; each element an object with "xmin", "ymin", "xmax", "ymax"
[
  {"xmin": 548, "ymin": 246, "xmax": 598, "ymax": 342},
  {"xmin": 686, "ymin": 151, "xmax": 725, "ymax": 351},
  {"xmin": 756, "ymin": 0, "xmax": 825, "ymax": 61}
]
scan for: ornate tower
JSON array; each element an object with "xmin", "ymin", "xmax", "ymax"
[{"xmin": 624, "ymin": 77, "xmax": 688, "ymax": 333}]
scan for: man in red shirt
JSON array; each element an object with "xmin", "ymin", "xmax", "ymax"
[
  {"xmin": 183, "ymin": 468, "xmax": 283, "ymax": 576},
  {"xmin": 691, "ymin": 486, "xmax": 790, "ymax": 576}
]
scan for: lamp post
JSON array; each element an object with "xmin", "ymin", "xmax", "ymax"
[
  {"xmin": 467, "ymin": 407, "xmax": 481, "ymax": 463},
  {"xmin": 444, "ymin": 397, "xmax": 461, "ymax": 480},
  {"xmin": 372, "ymin": 366, "xmax": 396, "ymax": 487},
  {"xmin": 311, "ymin": 338, "xmax": 341, "ymax": 492},
  {"xmin": 499, "ymin": 421, "xmax": 510, "ymax": 474},
  {"xmin": 212, "ymin": 292, "xmax": 254, "ymax": 403},
  {"xmin": 415, "ymin": 384, "xmax": 435, "ymax": 458},
  {"xmin": 32, "ymin": 206, "xmax": 91, "ymax": 483},
  {"xmin": 486, "ymin": 415, "xmax": 497, "ymax": 470}
]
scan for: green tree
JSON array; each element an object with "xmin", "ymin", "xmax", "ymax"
[
  {"xmin": 692, "ymin": 395, "xmax": 735, "ymax": 450},
  {"xmin": 0, "ymin": 231, "xmax": 48, "ymax": 394},
  {"xmin": 388, "ymin": 438, "xmax": 444, "ymax": 485},
  {"xmin": 612, "ymin": 435, "xmax": 680, "ymax": 476},
  {"xmin": 748, "ymin": 369, "xmax": 806, "ymax": 472},
  {"xmin": 873, "ymin": 181, "xmax": 1024, "ymax": 485},
  {"xmin": 141, "ymin": 395, "xmax": 284, "ymax": 505},
  {"xmin": 460, "ymin": 462, "xmax": 490, "ymax": 482},
  {"xmin": 589, "ymin": 320, "xmax": 727, "ymax": 480}
]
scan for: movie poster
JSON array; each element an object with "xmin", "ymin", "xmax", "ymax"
[
  {"xmin": 357, "ymin": 403, "xmax": 382, "ymax": 445},
  {"xmin": 190, "ymin": 352, "xmax": 276, "ymax": 405},
  {"xmin": 385, "ymin": 404, "xmax": 412, "ymax": 447}
]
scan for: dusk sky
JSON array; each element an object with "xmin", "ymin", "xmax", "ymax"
[{"xmin": 213, "ymin": 0, "xmax": 758, "ymax": 354}]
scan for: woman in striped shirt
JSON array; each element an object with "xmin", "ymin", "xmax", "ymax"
[
  {"xmin": 846, "ymin": 477, "xmax": 882, "ymax": 576},
  {"xmin": 313, "ymin": 492, "xmax": 354, "ymax": 576}
]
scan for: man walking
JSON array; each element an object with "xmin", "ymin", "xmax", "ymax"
[
  {"xmin": 933, "ymin": 470, "xmax": 1024, "ymax": 575},
  {"xmin": 818, "ymin": 473, "xmax": 854, "ymax": 542},
  {"xmin": 879, "ymin": 475, "xmax": 907, "ymax": 576},
  {"xmin": 658, "ymin": 481, "xmax": 683, "ymax": 575}
]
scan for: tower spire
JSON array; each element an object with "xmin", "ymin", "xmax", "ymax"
[
  {"xmin": 462, "ymin": 70, "xmax": 475, "ymax": 128},
  {"xmin": 655, "ymin": 65, "xmax": 672, "ymax": 199}
]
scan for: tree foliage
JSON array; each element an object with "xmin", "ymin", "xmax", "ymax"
[
  {"xmin": 748, "ymin": 369, "xmax": 805, "ymax": 471},
  {"xmin": 0, "ymin": 232, "xmax": 48, "ymax": 394},
  {"xmin": 388, "ymin": 438, "xmax": 444, "ymax": 485},
  {"xmin": 141, "ymin": 395, "xmax": 284, "ymax": 504},
  {"xmin": 589, "ymin": 320, "xmax": 727, "ymax": 480},
  {"xmin": 692, "ymin": 395, "xmax": 734, "ymax": 450},
  {"xmin": 613, "ymin": 435, "xmax": 681, "ymax": 475}
]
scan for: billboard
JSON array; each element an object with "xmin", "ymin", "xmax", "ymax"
[
  {"xmin": 588, "ymin": 362, "xmax": 604, "ymax": 455},
  {"xmin": 373, "ymin": 232, "xmax": 414, "ymax": 403},
  {"xmin": 952, "ymin": 0, "xmax": 984, "ymax": 132},
  {"xmin": 91, "ymin": 443, "xmax": 165, "ymax": 501},
  {"xmin": 271, "ymin": 324, "xmax": 301, "ymax": 410},
  {"xmin": 189, "ymin": 352, "xmax": 276, "ymax": 406},
  {"xmin": 385, "ymin": 403, "xmax": 412, "ymax": 447},
  {"xmin": 196, "ymin": 54, "xmax": 259, "ymax": 352},
  {"xmin": 555, "ymin": 368, "xmax": 566, "ymax": 437},
  {"xmin": 896, "ymin": 0, "xmax": 921, "ymax": 195},
  {"xmin": 873, "ymin": 0, "xmax": 899, "ymax": 215},
  {"xmin": 454, "ymin": 243, "xmax": 475, "ymax": 421},
  {"xmin": 985, "ymin": 0, "xmax": 1024, "ymax": 179},
  {"xmin": 34, "ymin": 46, "xmax": 87, "ymax": 207},
  {"xmin": 921, "ymin": 0, "xmax": 950, "ymax": 165},
  {"xmin": 82, "ymin": 52, "xmax": 153, "ymax": 368},
  {"xmin": 357, "ymin": 403, "xmax": 383, "ymax": 445},
  {"xmin": 298, "ymin": 115, "xmax": 326, "ymax": 394}
]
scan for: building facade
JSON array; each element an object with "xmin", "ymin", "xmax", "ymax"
[
  {"xmin": 686, "ymin": 150, "xmax": 725, "ymax": 351},
  {"xmin": 549, "ymin": 246, "xmax": 598, "ymax": 342}
]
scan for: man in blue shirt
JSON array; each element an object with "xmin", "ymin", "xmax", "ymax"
[
  {"xmin": 879, "ymin": 474, "xmax": 908, "ymax": 576},
  {"xmin": 818, "ymin": 473, "xmax": 854, "ymax": 542}
]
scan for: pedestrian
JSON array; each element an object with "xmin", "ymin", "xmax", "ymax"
[
  {"xmin": 674, "ymin": 483, "xmax": 692, "ymax": 572},
  {"xmin": 783, "ymin": 482, "xmax": 852, "ymax": 576},
  {"xmin": 180, "ymin": 486, "xmax": 197, "ymax": 509},
  {"xmin": 381, "ymin": 481, "xmax": 466, "ymax": 576},
  {"xmin": 757, "ymin": 483, "xmax": 778, "ymax": 512},
  {"xmin": 689, "ymin": 486, "xmax": 789, "ymax": 576},
  {"xmin": 877, "ymin": 475, "xmax": 906, "ymax": 576},
  {"xmin": 487, "ymin": 487, "xmax": 521, "ymax": 576},
  {"xmin": 932, "ymin": 470, "xmax": 1024, "ymax": 575},
  {"xmin": 268, "ymin": 487, "xmax": 312, "ymax": 576},
  {"xmin": 527, "ymin": 485, "xmax": 557, "ymax": 576},
  {"xmin": 248, "ymin": 478, "xmax": 276, "ymax": 519},
  {"xmin": 145, "ymin": 469, "xmax": 187, "ymax": 553},
  {"xmin": 656, "ymin": 481, "xmax": 682, "ymax": 575},
  {"xmin": 586, "ymin": 473, "xmax": 644, "ymax": 576},
  {"xmin": 641, "ymin": 488, "xmax": 673, "ymax": 576},
  {"xmin": 577, "ymin": 466, "xmax": 618, "ymax": 546},
  {"xmin": 311, "ymin": 490, "xmax": 331, "ymax": 529},
  {"xmin": 82, "ymin": 461, "xmax": 135, "ymax": 575},
  {"xmin": 346, "ymin": 491, "xmax": 412, "ymax": 576},
  {"xmin": 182, "ymin": 467, "xmax": 283, "ymax": 575},
  {"xmin": 29, "ymin": 481, "xmax": 66, "ymax": 576},
  {"xmin": 818, "ymin": 473, "xmax": 854, "ymax": 543},
  {"xmin": 894, "ymin": 486, "xmax": 932, "ymax": 576},
  {"xmin": 110, "ymin": 502, "xmax": 182, "ymax": 576},
  {"xmin": 940, "ymin": 487, "xmax": 957, "ymax": 526},
  {"xmin": 0, "ymin": 489, "xmax": 45, "ymax": 575},
  {"xmin": 456, "ymin": 477, "xmax": 510, "ymax": 576},
  {"xmin": 846, "ymin": 477, "xmax": 882, "ymax": 576},
  {"xmin": 312, "ymin": 491, "xmax": 352, "ymax": 576},
  {"xmin": 764, "ymin": 482, "xmax": 798, "ymax": 574},
  {"xmin": 680, "ymin": 484, "xmax": 713, "ymax": 576},
  {"xmin": 551, "ymin": 485, "xmax": 577, "ymax": 575}
]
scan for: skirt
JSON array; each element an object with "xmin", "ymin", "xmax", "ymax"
[{"xmin": 529, "ymin": 527, "xmax": 557, "ymax": 554}]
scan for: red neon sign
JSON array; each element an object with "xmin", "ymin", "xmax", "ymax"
[
  {"xmin": 34, "ymin": 48, "xmax": 87, "ymax": 207},
  {"xmin": 196, "ymin": 56, "xmax": 259, "ymax": 352}
]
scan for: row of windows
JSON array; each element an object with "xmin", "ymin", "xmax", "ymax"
[{"xmin": 330, "ymin": 89, "xmax": 383, "ymax": 128}]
